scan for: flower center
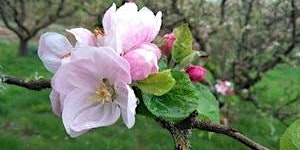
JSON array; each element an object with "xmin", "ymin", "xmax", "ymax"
[
  {"xmin": 93, "ymin": 79, "xmax": 115, "ymax": 104},
  {"xmin": 62, "ymin": 52, "xmax": 71, "ymax": 59},
  {"xmin": 93, "ymin": 27, "xmax": 105, "ymax": 37}
]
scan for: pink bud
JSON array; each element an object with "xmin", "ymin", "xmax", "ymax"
[
  {"xmin": 161, "ymin": 33, "xmax": 176, "ymax": 56},
  {"xmin": 185, "ymin": 66, "xmax": 206, "ymax": 82},
  {"xmin": 123, "ymin": 45, "xmax": 159, "ymax": 80}
]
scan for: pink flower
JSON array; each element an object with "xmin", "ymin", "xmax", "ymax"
[
  {"xmin": 123, "ymin": 43, "xmax": 160, "ymax": 80},
  {"xmin": 214, "ymin": 80, "xmax": 234, "ymax": 96},
  {"xmin": 161, "ymin": 33, "xmax": 176, "ymax": 55},
  {"xmin": 102, "ymin": 3, "xmax": 162, "ymax": 54},
  {"xmin": 185, "ymin": 66, "xmax": 206, "ymax": 82},
  {"xmin": 101, "ymin": 3, "xmax": 162, "ymax": 80},
  {"xmin": 38, "ymin": 28, "xmax": 97, "ymax": 73},
  {"xmin": 52, "ymin": 46, "xmax": 137, "ymax": 137}
]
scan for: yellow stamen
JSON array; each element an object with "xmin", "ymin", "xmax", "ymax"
[
  {"xmin": 91, "ymin": 79, "xmax": 115, "ymax": 104},
  {"xmin": 61, "ymin": 52, "xmax": 71, "ymax": 59}
]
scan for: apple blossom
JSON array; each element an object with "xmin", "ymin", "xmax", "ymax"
[
  {"xmin": 99, "ymin": 3, "xmax": 162, "ymax": 80},
  {"xmin": 38, "ymin": 28, "xmax": 97, "ymax": 73},
  {"xmin": 214, "ymin": 80, "xmax": 234, "ymax": 96},
  {"xmin": 185, "ymin": 66, "xmax": 206, "ymax": 82},
  {"xmin": 52, "ymin": 46, "xmax": 137, "ymax": 137},
  {"xmin": 161, "ymin": 33, "xmax": 176, "ymax": 56}
]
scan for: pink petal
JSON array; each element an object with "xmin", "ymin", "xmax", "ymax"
[
  {"xmin": 123, "ymin": 48, "xmax": 158, "ymax": 80},
  {"xmin": 52, "ymin": 47, "xmax": 131, "ymax": 95},
  {"xmin": 38, "ymin": 32, "xmax": 72, "ymax": 73},
  {"xmin": 50, "ymin": 90, "xmax": 62, "ymax": 116},
  {"xmin": 93, "ymin": 47, "xmax": 131, "ymax": 84},
  {"xmin": 62, "ymin": 89, "xmax": 120, "ymax": 137},
  {"xmin": 102, "ymin": 3, "xmax": 162, "ymax": 54},
  {"xmin": 114, "ymin": 83, "xmax": 137, "ymax": 128},
  {"xmin": 138, "ymin": 43, "xmax": 161, "ymax": 59},
  {"xmin": 52, "ymin": 56, "xmax": 99, "ymax": 95},
  {"xmin": 66, "ymin": 28, "xmax": 96, "ymax": 47},
  {"xmin": 102, "ymin": 3, "xmax": 116, "ymax": 34}
]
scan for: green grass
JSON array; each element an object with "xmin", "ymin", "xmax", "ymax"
[{"xmin": 0, "ymin": 39, "xmax": 299, "ymax": 149}]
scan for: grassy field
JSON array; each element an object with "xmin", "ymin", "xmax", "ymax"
[{"xmin": 0, "ymin": 39, "xmax": 299, "ymax": 150}]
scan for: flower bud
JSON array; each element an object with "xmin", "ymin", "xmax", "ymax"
[
  {"xmin": 123, "ymin": 45, "xmax": 159, "ymax": 80},
  {"xmin": 161, "ymin": 33, "xmax": 176, "ymax": 56},
  {"xmin": 185, "ymin": 66, "xmax": 206, "ymax": 82}
]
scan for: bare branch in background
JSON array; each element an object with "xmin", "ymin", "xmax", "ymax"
[{"xmin": 0, "ymin": 0, "xmax": 79, "ymax": 56}]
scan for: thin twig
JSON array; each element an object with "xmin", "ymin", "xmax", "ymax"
[{"xmin": 1, "ymin": 76, "xmax": 51, "ymax": 91}]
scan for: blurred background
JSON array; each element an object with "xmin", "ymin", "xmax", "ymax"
[{"xmin": 0, "ymin": 0, "xmax": 299, "ymax": 149}]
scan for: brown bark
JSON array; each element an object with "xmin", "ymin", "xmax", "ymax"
[{"xmin": 18, "ymin": 39, "xmax": 29, "ymax": 56}]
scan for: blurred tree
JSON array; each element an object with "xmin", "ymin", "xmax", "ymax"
[
  {"xmin": 0, "ymin": 0, "xmax": 79, "ymax": 56},
  {"xmin": 141, "ymin": 0, "xmax": 300, "ymax": 124}
]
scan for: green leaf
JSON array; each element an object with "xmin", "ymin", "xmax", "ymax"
[
  {"xmin": 142, "ymin": 71, "xmax": 199, "ymax": 121},
  {"xmin": 194, "ymin": 83, "xmax": 220, "ymax": 123},
  {"xmin": 280, "ymin": 119, "xmax": 300, "ymax": 150},
  {"xmin": 136, "ymin": 70, "xmax": 176, "ymax": 96},
  {"xmin": 176, "ymin": 51, "xmax": 207, "ymax": 70},
  {"xmin": 141, "ymin": 71, "xmax": 219, "ymax": 122},
  {"xmin": 172, "ymin": 24, "xmax": 194, "ymax": 63}
]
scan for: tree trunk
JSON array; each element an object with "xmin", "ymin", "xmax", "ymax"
[
  {"xmin": 18, "ymin": 39, "xmax": 28, "ymax": 56},
  {"xmin": 171, "ymin": 128, "xmax": 191, "ymax": 150}
]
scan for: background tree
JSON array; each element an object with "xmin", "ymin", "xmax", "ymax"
[
  {"xmin": 141, "ymin": 0, "xmax": 300, "ymax": 125},
  {"xmin": 0, "ymin": 0, "xmax": 79, "ymax": 56}
]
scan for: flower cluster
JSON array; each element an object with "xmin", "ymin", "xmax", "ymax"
[
  {"xmin": 214, "ymin": 80, "xmax": 234, "ymax": 96},
  {"xmin": 38, "ymin": 3, "xmax": 162, "ymax": 137}
]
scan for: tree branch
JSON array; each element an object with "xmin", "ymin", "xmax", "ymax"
[
  {"xmin": 0, "ymin": 76, "xmax": 51, "ymax": 91},
  {"xmin": 158, "ymin": 111, "xmax": 270, "ymax": 150}
]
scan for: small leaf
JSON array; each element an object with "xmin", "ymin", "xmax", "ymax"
[
  {"xmin": 280, "ymin": 119, "xmax": 300, "ymax": 150},
  {"xmin": 136, "ymin": 70, "xmax": 176, "ymax": 96},
  {"xmin": 142, "ymin": 71, "xmax": 199, "ymax": 121},
  {"xmin": 194, "ymin": 83, "xmax": 220, "ymax": 123},
  {"xmin": 172, "ymin": 24, "xmax": 193, "ymax": 63},
  {"xmin": 176, "ymin": 51, "xmax": 207, "ymax": 69}
]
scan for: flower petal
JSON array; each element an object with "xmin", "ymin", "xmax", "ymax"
[
  {"xmin": 93, "ymin": 47, "xmax": 131, "ymax": 84},
  {"xmin": 114, "ymin": 83, "xmax": 137, "ymax": 128},
  {"xmin": 62, "ymin": 89, "xmax": 120, "ymax": 137},
  {"xmin": 38, "ymin": 32, "xmax": 72, "ymax": 73},
  {"xmin": 52, "ymin": 57, "xmax": 99, "ymax": 95},
  {"xmin": 123, "ymin": 48, "xmax": 158, "ymax": 80},
  {"xmin": 102, "ymin": 3, "xmax": 162, "ymax": 54},
  {"xmin": 50, "ymin": 90, "xmax": 62, "ymax": 116},
  {"xmin": 66, "ymin": 28, "xmax": 96, "ymax": 47},
  {"xmin": 102, "ymin": 3, "xmax": 116, "ymax": 34}
]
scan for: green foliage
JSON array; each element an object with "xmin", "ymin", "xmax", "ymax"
[
  {"xmin": 136, "ymin": 70, "xmax": 175, "ymax": 96},
  {"xmin": 142, "ymin": 71, "xmax": 219, "ymax": 122},
  {"xmin": 194, "ymin": 83, "xmax": 220, "ymax": 123},
  {"xmin": 280, "ymin": 119, "xmax": 300, "ymax": 150},
  {"xmin": 171, "ymin": 24, "xmax": 193, "ymax": 63}
]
